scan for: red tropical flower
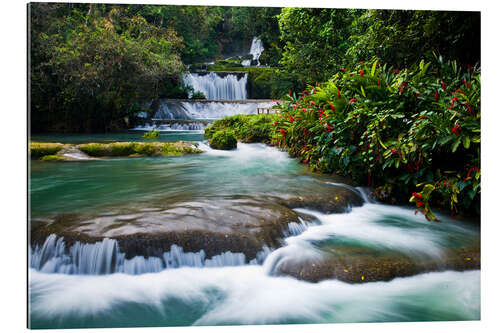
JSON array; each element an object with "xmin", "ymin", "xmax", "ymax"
[
  {"xmin": 377, "ymin": 80, "xmax": 381, "ymax": 86},
  {"xmin": 360, "ymin": 69, "xmax": 364, "ymax": 77},
  {"xmin": 434, "ymin": 90, "xmax": 439, "ymax": 101},
  {"xmin": 337, "ymin": 90, "xmax": 341, "ymax": 100},
  {"xmin": 440, "ymin": 78, "xmax": 446, "ymax": 90}
]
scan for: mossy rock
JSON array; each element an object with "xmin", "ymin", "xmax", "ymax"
[
  {"xmin": 39, "ymin": 154, "xmax": 65, "ymax": 161},
  {"xmin": 29, "ymin": 142, "xmax": 63, "ymax": 159},
  {"xmin": 209, "ymin": 130, "xmax": 237, "ymax": 150}
]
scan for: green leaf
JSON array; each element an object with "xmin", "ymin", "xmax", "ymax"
[
  {"xmin": 451, "ymin": 139, "xmax": 461, "ymax": 152},
  {"xmin": 463, "ymin": 136, "xmax": 470, "ymax": 149}
]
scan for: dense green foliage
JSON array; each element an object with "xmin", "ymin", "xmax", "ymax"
[
  {"xmin": 276, "ymin": 8, "xmax": 480, "ymax": 91},
  {"xmin": 205, "ymin": 114, "xmax": 277, "ymax": 143},
  {"xmin": 207, "ymin": 130, "xmax": 238, "ymax": 150},
  {"xmin": 142, "ymin": 129, "xmax": 160, "ymax": 139},
  {"xmin": 30, "ymin": 3, "xmax": 186, "ymax": 133},
  {"xmin": 272, "ymin": 57, "xmax": 480, "ymax": 219}
]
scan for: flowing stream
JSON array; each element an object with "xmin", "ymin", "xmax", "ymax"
[
  {"xmin": 29, "ymin": 53, "xmax": 480, "ymax": 328},
  {"xmin": 29, "ymin": 142, "xmax": 480, "ymax": 329}
]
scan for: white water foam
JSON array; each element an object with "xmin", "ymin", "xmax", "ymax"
[
  {"xmin": 29, "ymin": 267, "xmax": 480, "ymax": 326},
  {"xmin": 152, "ymin": 100, "xmax": 275, "ymax": 121}
]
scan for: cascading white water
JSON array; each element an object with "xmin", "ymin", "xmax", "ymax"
[
  {"xmin": 132, "ymin": 122, "xmax": 206, "ymax": 132},
  {"xmin": 132, "ymin": 100, "xmax": 276, "ymax": 132},
  {"xmin": 242, "ymin": 37, "xmax": 264, "ymax": 67},
  {"xmin": 29, "ymin": 235, "xmax": 275, "ymax": 275},
  {"xmin": 182, "ymin": 72, "xmax": 248, "ymax": 100}
]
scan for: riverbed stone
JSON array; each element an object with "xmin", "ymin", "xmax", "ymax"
[
  {"xmin": 30, "ymin": 197, "xmax": 301, "ymax": 260},
  {"xmin": 273, "ymin": 242, "xmax": 480, "ymax": 283}
]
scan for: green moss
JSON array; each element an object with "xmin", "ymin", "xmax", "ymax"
[
  {"xmin": 134, "ymin": 143, "xmax": 158, "ymax": 156},
  {"xmin": 39, "ymin": 154, "xmax": 65, "ymax": 161},
  {"xmin": 78, "ymin": 143, "xmax": 109, "ymax": 156},
  {"xmin": 109, "ymin": 142, "xmax": 137, "ymax": 156},
  {"xmin": 30, "ymin": 142, "xmax": 63, "ymax": 159},
  {"xmin": 209, "ymin": 130, "xmax": 237, "ymax": 150}
]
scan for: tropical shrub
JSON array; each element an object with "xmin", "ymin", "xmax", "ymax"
[
  {"xmin": 142, "ymin": 130, "xmax": 160, "ymax": 139},
  {"xmin": 208, "ymin": 130, "xmax": 238, "ymax": 150},
  {"xmin": 205, "ymin": 114, "xmax": 277, "ymax": 143},
  {"xmin": 274, "ymin": 56, "xmax": 480, "ymax": 220}
]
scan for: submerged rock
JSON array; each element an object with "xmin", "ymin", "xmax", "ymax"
[
  {"xmin": 30, "ymin": 197, "xmax": 300, "ymax": 261},
  {"xmin": 272, "ymin": 242, "xmax": 480, "ymax": 283}
]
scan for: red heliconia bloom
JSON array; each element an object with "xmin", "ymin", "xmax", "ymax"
[
  {"xmin": 467, "ymin": 64, "xmax": 474, "ymax": 72},
  {"xmin": 390, "ymin": 148, "xmax": 396, "ymax": 154},
  {"xmin": 273, "ymin": 121, "xmax": 278, "ymax": 126},
  {"xmin": 392, "ymin": 68, "xmax": 399, "ymax": 74},
  {"xmin": 417, "ymin": 201, "xmax": 424, "ymax": 207},
  {"xmin": 280, "ymin": 129, "xmax": 287, "ymax": 135},
  {"xmin": 289, "ymin": 89, "xmax": 292, "ymax": 96},
  {"xmin": 463, "ymin": 79, "xmax": 471, "ymax": 89},
  {"xmin": 434, "ymin": 90, "xmax": 439, "ymax": 101},
  {"xmin": 440, "ymin": 78, "xmax": 446, "ymax": 90},
  {"xmin": 377, "ymin": 80, "xmax": 381, "ymax": 86},
  {"xmin": 302, "ymin": 108, "xmax": 307, "ymax": 113},
  {"xmin": 360, "ymin": 69, "xmax": 364, "ymax": 77},
  {"xmin": 451, "ymin": 124, "xmax": 461, "ymax": 135},
  {"xmin": 443, "ymin": 180, "xmax": 447, "ymax": 186},
  {"xmin": 337, "ymin": 90, "xmax": 341, "ymax": 100},
  {"xmin": 465, "ymin": 102, "xmax": 473, "ymax": 116},
  {"xmin": 349, "ymin": 98, "xmax": 356, "ymax": 103},
  {"xmin": 360, "ymin": 61, "xmax": 364, "ymax": 65},
  {"xmin": 310, "ymin": 101, "xmax": 315, "ymax": 106},
  {"xmin": 340, "ymin": 68, "xmax": 346, "ymax": 72},
  {"xmin": 451, "ymin": 97, "xmax": 458, "ymax": 107},
  {"xmin": 326, "ymin": 124, "xmax": 332, "ymax": 132}
]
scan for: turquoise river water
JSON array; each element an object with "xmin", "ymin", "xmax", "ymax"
[{"xmin": 28, "ymin": 133, "xmax": 480, "ymax": 329}]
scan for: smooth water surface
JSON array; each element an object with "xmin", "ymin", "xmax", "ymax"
[{"xmin": 30, "ymin": 130, "xmax": 204, "ymax": 144}]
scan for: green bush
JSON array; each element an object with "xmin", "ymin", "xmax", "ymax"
[
  {"xmin": 208, "ymin": 130, "xmax": 237, "ymax": 150},
  {"xmin": 206, "ymin": 114, "xmax": 277, "ymax": 144},
  {"xmin": 274, "ymin": 56, "xmax": 480, "ymax": 220},
  {"xmin": 142, "ymin": 130, "xmax": 159, "ymax": 139}
]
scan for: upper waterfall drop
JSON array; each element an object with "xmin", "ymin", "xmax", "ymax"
[
  {"xmin": 243, "ymin": 37, "xmax": 264, "ymax": 67},
  {"xmin": 182, "ymin": 72, "xmax": 248, "ymax": 100}
]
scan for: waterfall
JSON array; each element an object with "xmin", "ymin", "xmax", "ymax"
[
  {"xmin": 242, "ymin": 37, "xmax": 264, "ymax": 67},
  {"xmin": 182, "ymin": 72, "xmax": 248, "ymax": 100},
  {"xmin": 29, "ymin": 234, "xmax": 272, "ymax": 275}
]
